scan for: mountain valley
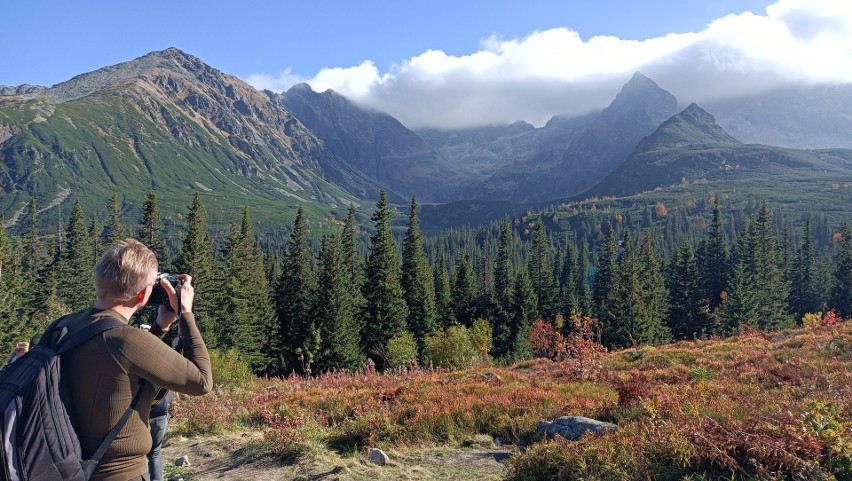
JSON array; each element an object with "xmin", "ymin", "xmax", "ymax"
[{"xmin": 2, "ymin": 48, "xmax": 852, "ymax": 236}]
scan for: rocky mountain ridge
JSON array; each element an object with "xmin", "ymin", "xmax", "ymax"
[
  {"xmin": 2, "ymin": 48, "xmax": 852, "ymax": 234},
  {"xmin": 0, "ymin": 48, "xmax": 384, "ymax": 232}
]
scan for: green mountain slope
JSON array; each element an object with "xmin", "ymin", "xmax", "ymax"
[
  {"xmin": 0, "ymin": 48, "xmax": 375, "ymax": 235},
  {"xmin": 589, "ymin": 103, "xmax": 852, "ymax": 198}
]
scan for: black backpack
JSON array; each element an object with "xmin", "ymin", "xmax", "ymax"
[{"xmin": 0, "ymin": 314, "xmax": 145, "ymax": 481}]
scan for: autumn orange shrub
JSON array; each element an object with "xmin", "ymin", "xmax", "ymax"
[
  {"xmin": 508, "ymin": 323, "xmax": 852, "ymax": 480},
  {"xmin": 169, "ymin": 320, "xmax": 852, "ymax": 478}
]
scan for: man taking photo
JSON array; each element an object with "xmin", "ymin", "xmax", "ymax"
[{"xmin": 58, "ymin": 239, "xmax": 212, "ymax": 481}]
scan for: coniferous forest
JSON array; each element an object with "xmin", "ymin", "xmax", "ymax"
[{"xmin": 1, "ymin": 190, "xmax": 851, "ymax": 376}]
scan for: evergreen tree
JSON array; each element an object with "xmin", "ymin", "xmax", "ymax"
[
  {"xmin": 222, "ymin": 208, "xmax": 274, "ymax": 373},
  {"xmin": 314, "ymin": 233, "xmax": 364, "ymax": 372},
  {"xmin": 433, "ymin": 249, "xmax": 453, "ymax": 330},
  {"xmin": 509, "ymin": 268, "xmax": 537, "ymax": 360},
  {"xmin": 173, "ymin": 193, "xmax": 219, "ymax": 348},
  {"xmin": 560, "ymin": 240, "xmax": 579, "ymax": 316},
  {"xmin": 451, "ymin": 251, "xmax": 477, "ymax": 327},
  {"xmin": 342, "ymin": 204, "xmax": 366, "ymax": 322},
  {"xmin": 105, "ymin": 192, "xmax": 127, "ymax": 244},
  {"xmin": 831, "ymin": 223, "xmax": 852, "ymax": 317},
  {"xmin": 751, "ymin": 203, "xmax": 793, "ymax": 329},
  {"xmin": 137, "ymin": 192, "xmax": 169, "ymax": 266},
  {"xmin": 57, "ymin": 200, "xmax": 95, "ymax": 311},
  {"xmin": 272, "ymin": 206, "xmax": 317, "ymax": 375},
  {"xmin": 605, "ymin": 232, "xmax": 639, "ymax": 347},
  {"xmin": 341, "ymin": 204, "xmax": 367, "ymax": 348},
  {"xmin": 790, "ymin": 220, "xmax": 823, "ymax": 319},
  {"xmin": 401, "ymin": 197, "xmax": 437, "ymax": 356},
  {"xmin": 575, "ymin": 241, "xmax": 593, "ymax": 317},
  {"xmin": 491, "ymin": 219, "xmax": 515, "ymax": 357},
  {"xmin": 362, "ymin": 192, "xmax": 408, "ymax": 366},
  {"xmin": 667, "ymin": 241, "xmax": 707, "ymax": 339},
  {"xmin": 20, "ymin": 199, "xmax": 47, "ymax": 277},
  {"xmin": 725, "ymin": 204, "xmax": 792, "ymax": 330},
  {"xmin": 593, "ymin": 223, "xmax": 618, "ymax": 326},
  {"xmin": 528, "ymin": 223, "xmax": 557, "ymax": 319},
  {"xmin": 699, "ymin": 204, "xmax": 730, "ymax": 309},
  {"xmin": 18, "ymin": 200, "xmax": 48, "ymax": 322},
  {"xmin": 89, "ymin": 214, "xmax": 104, "ymax": 262},
  {"xmin": 722, "ymin": 253, "xmax": 756, "ymax": 335},
  {"xmin": 0, "ymin": 222, "xmax": 24, "ymax": 349},
  {"xmin": 636, "ymin": 232, "xmax": 671, "ymax": 343}
]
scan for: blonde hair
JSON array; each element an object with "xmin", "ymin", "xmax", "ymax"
[{"xmin": 95, "ymin": 239, "xmax": 159, "ymax": 303}]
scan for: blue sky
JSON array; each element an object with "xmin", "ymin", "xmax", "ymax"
[{"xmin": 3, "ymin": 0, "xmax": 849, "ymax": 129}]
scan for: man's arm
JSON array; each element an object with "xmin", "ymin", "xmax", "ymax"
[{"xmin": 115, "ymin": 314, "xmax": 212, "ymax": 396}]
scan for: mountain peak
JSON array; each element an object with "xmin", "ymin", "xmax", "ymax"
[
  {"xmin": 613, "ymin": 72, "xmax": 674, "ymax": 105},
  {"xmin": 627, "ymin": 71, "xmax": 651, "ymax": 84},
  {"xmin": 288, "ymin": 82, "xmax": 315, "ymax": 93},
  {"xmin": 39, "ymin": 47, "xmax": 226, "ymax": 103},
  {"xmin": 642, "ymin": 103, "xmax": 740, "ymax": 150}
]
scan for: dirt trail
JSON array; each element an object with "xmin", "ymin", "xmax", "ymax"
[{"xmin": 162, "ymin": 432, "xmax": 515, "ymax": 481}]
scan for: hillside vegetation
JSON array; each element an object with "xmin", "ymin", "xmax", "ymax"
[{"xmin": 168, "ymin": 319, "xmax": 852, "ymax": 480}]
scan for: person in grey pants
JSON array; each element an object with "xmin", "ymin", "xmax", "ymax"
[{"xmin": 148, "ymin": 390, "xmax": 174, "ymax": 481}]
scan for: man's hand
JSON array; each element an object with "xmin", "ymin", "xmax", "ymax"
[{"xmin": 154, "ymin": 274, "xmax": 195, "ymax": 331}]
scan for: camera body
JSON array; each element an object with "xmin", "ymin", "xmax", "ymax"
[{"xmin": 149, "ymin": 273, "xmax": 182, "ymax": 306}]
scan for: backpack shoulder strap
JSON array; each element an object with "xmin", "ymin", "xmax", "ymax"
[
  {"xmin": 44, "ymin": 312, "xmax": 146, "ymax": 477},
  {"xmin": 55, "ymin": 317, "xmax": 126, "ymax": 354},
  {"xmin": 84, "ymin": 379, "xmax": 147, "ymax": 478}
]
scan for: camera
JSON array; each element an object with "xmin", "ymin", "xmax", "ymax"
[{"xmin": 149, "ymin": 273, "xmax": 182, "ymax": 306}]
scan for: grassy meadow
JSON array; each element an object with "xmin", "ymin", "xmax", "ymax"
[{"xmin": 169, "ymin": 319, "xmax": 852, "ymax": 480}]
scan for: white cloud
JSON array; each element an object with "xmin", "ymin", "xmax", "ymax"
[{"xmin": 246, "ymin": 0, "xmax": 852, "ymax": 129}]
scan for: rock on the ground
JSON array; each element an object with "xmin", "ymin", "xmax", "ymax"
[
  {"xmin": 175, "ymin": 455, "xmax": 191, "ymax": 467},
  {"xmin": 369, "ymin": 448, "xmax": 390, "ymax": 466},
  {"xmin": 536, "ymin": 416, "xmax": 617, "ymax": 441}
]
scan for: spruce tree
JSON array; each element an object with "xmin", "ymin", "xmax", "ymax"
[
  {"xmin": 138, "ymin": 192, "xmax": 169, "ymax": 267},
  {"xmin": 362, "ymin": 192, "xmax": 409, "ymax": 364},
  {"xmin": 528, "ymin": 223, "xmax": 557, "ymax": 319},
  {"xmin": 451, "ymin": 251, "xmax": 477, "ymax": 327},
  {"xmin": 575, "ymin": 241, "xmax": 593, "ymax": 317},
  {"xmin": 0, "ymin": 222, "xmax": 24, "ymax": 349},
  {"xmin": 491, "ymin": 219, "xmax": 515, "ymax": 357},
  {"xmin": 314, "ymin": 233, "xmax": 364, "ymax": 372},
  {"xmin": 751, "ymin": 203, "xmax": 793, "ymax": 329},
  {"xmin": 105, "ymin": 192, "xmax": 127, "ymax": 244},
  {"xmin": 20, "ymin": 199, "xmax": 47, "ymax": 277},
  {"xmin": 699, "ymin": 204, "xmax": 730, "ymax": 310},
  {"xmin": 667, "ymin": 241, "xmax": 707, "ymax": 339},
  {"xmin": 726, "ymin": 204, "xmax": 793, "ymax": 331},
  {"xmin": 509, "ymin": 268, "xmax": 537, "ymax": 360},
  {"xmin": 606, "ymin": 232, "xmax": 640, "ymax": 347},
  {"xmin": 174, "ymin": 193, "xmax": 219, "ymax": 348},
  {"xmin": 433, "ymin": 249, "xmax": 453, "ymax": 330},
  {"xmin": 272, "ymin": 206, "xmax": 317, "ymax": 375},
  {"xmin": 57, "ymin": 201, "xmax": 95, "ymax": 311},
  {"xmin": 560, "ymin": 240, "xmax": 579, "ymax": 317},
  {"xmin": 222, "ymin": 207, "xmax": 274, "ymax": 374},
  {"xmin": 593, "ymin": 223, "xmax": 618, "ymax": 328},
  {"xmin": 790, "ymin": 220, "xmax": 822, "ymax": 319},
  {"xmin": 831, "ymin": 223, "xmax": 852, "ymax": 317},
  {"xmin": 636, "ymin": 232, "xmax": 671, "ymax": 343},
  {"xmin": 18, "ymin": 200, "xmax": 48, "ymax": 322},
  {"xmin": 401, "ymin": 197, "xmax": 437, "ymax": 356},
  {"xmin": 342, "ymin": 204, "xmax": 366, "ymax": 317},
  {"xmin": 89, "ymin": 214, "xmax": 104, "ymax": 262}
]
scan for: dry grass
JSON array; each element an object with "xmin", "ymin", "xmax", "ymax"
[{"xmin": 169, "ymin": 322, "xmax": 852, "ymax": 480}]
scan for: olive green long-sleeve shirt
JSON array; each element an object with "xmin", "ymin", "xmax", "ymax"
[{"xmin": 62, "ymin": 307, "xmax": 212, "ymax": 481}]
